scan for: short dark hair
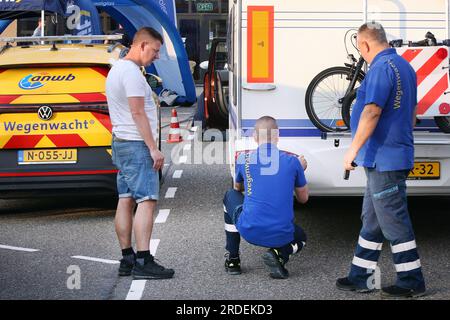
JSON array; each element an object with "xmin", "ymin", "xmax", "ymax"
[
  {"xmin": 254, "ymin": 116, "xmax": 279, "ymax": 141},
  {"xmin": 132, "ymin": 27, "xmax": 164, "ymax": 45},
  {"xmin": 358, "ymin": 22, "xmax": 388, "ymax": 44}
]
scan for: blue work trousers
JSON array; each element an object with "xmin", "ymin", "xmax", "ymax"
[{"xmin": 348, "ymin": 168, "xmax": 425, "ymax": 291}]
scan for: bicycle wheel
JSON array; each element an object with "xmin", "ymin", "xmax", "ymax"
[
  {"xmin": 341, "ymin": 89, "xmax": 357, "ymax": 128},
  {"xmin": 305, "ymin": 66, "xmax": 364, "ymax": 132},
  {"xmin": 434, "ymin": 116, "xmax": 450, "ymax": 133}
]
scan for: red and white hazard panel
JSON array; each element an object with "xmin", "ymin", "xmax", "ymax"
[{"xmin": 396, "ymin": 46, "xmax": 450, "ymax": 116}]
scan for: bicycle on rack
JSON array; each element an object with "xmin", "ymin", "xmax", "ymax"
[{"xmin": 305, "ymin": 30, "xmax": 450, "ymax": 133}]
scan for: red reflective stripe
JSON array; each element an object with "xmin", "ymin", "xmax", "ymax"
[
  {"xmin": 0, "ymin": 95, "xmax": 21, "ymax": 104},
  {"xmin": 91, "ymin": 112, "xmax": 112, "ymax": 132},
  {"xmin": 416, "ymin": 50, "xmax": 448, "ymax": 86},
  {"xmin": 401, "ymin": 49, "xmax": 422, "ymax": 63},
  {"xmin": 47, "ymin": 134, "xmax": 89, "ymax": 147},
  {"xmin": 70, "ymin": 93, "xmax": 106, "ymax": 103},
  {"xmin": 417, "ymin": 74, "xmax": 448, "ymax": 114},
  {"xmin": 0, "ymin": 170, "xmax": 118, "ymax": 177},
  {"xmin": 90, "ymin": 67, "xmax": 109, "ymax": 77},
  {"xmin": 3, "ymin": 135, "xmax": 44, "ymax": 149}
]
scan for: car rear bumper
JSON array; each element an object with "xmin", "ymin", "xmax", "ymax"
[
  {"xmin": 0, "ymin": 171, "xmax": 117, "ymax": 198},
  {"xmin": 0, "ymin": 147, "xmax": 118, "ymax": 198}
]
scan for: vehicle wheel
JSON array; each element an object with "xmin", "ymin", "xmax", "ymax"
[
  {"xmin": 153, "ymin": 92, "xmax": 163, "ymax": 182},
  {"xmin": 153, "ymin": 91, "xmax": 162, "ymax": 150},
  {"xmin": 207, "ymin": 87, "xmax": 228, "ymax": 131},
  {"xmin": 434, "ymin": 116, "xmax": 450, "ymax": 133},
  {"xmin": 206, "ymin": 103, "xmax": 228, "ymax": 131},
  {"xmin": 305, "ymin": 66, "xmax": 364, "ymax": 132}
]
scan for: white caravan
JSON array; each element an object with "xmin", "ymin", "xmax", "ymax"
[{"xmin": 227, "ymin": 0, "xmax": 450, "ymax": 195}]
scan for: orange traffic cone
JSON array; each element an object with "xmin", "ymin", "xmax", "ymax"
[{"xmin": 167, "ymin": 108, "xmax": 183, "ymax": 143}]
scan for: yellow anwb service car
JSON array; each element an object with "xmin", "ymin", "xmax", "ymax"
[{"xmin": 0, "ymin": 35, "xmax": 159, "ymax": 198}]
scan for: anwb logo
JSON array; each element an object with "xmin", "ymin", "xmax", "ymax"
[{"xmin": 19, "ymin": 72, "xmax": 76, "ymax": 90}]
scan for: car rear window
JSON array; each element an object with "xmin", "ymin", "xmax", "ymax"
[{"xmin": 0, "ymin": 66, "xmax": 109, "ymax": 105}]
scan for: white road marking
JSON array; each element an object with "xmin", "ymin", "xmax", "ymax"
[
  {"xmin": 172, "ymin": 170, "xmax": 183, "ymax": 179},
  {"xmin": 125, "ymin": 240, "xmax": 159, "ymax": 300},
  {"xmin": 0, "ymin": 244, "xmax": 40, "ymax": 252},
  {"xmin": 164, "ymin": 163, "xmax": 169, "ymax": 167},
  {"xmin": 126, "ymin": 280, "xmax": 147, "ymax": 300},
  {"xmin": 150, "ymin": 239, "xmax": 160, "ymax": 256},
  {"xmin": 71, "ymin": 256, "xmax": 120, "ymax": 264},
  {"xmin": 155, "ymin": 209, "xmax": 170, "ymax": 223},
  {"xmin": 165, "ymin": 187, "xmax": 177, "ymax": 198},
  {"xmin": 187, "ymin": 135, "xmax": 195, "ymax": 140},
  {"xmin": 190, "ymin": 126, "xmax": 198, "ymax": 132},
  {"xmin": 179, "ymin": 155, "xmax": 187, "ymax": 164},
  {"xmin": 183, "ymin": 144, "xmax": 192, "ymax": 151}
]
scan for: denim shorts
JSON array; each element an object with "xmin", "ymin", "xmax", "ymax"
[{"xmin": 111, "ymin": 137, "xmax": 159, "ymax": 202}]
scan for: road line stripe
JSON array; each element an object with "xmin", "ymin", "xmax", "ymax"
[
  {"xmin": 126, "ymin": 280, "xmax": 147, "ymax": 300},
  {"xmin": 172, "ymin": 170, "xmax": 183, "ymax": 179},
  {"xmin": 71, "ymin": 256, "xmax": 119, "ymax": 264},
  {"xmin": 125, "ymin": 240, "xmax": 159, "ymax": 300},
  {"xmin": 179, "ymin": 156, "xmax": 187, "ymax": 164},
  {"xmin": 165, "ymin": 187, "xmax": 177, "ymax": 198},
  {"xmin": 155, "ymin": 209, "xmax": 170, "ymax": 223},
  {"xmin": 190, "ymin": 126, "xmax": 198, "ymax": 132},
  {"xmin": 183, "ymin": 144, "xmax": 192, "ymax": 151},
  {"xmin": 150, "ymin": 239, "xmax": 160, "ymax": 256},
  {"xmin": 0, "ymin": 244, "xmax": 40, "ymax": 252}
]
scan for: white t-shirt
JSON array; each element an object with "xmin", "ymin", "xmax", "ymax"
[{"xmin": 106, "ymin": 59, "xmax": 157, "ymax": 141}]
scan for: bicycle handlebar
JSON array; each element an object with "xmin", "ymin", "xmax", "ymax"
[{"xmin": 389, "ymin": 31, "xmax": 450, "ymax": 48}]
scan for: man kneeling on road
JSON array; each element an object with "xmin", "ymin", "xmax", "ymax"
[{"xmin": 222, "ymin": 116, "xmax": 309, "ymax": 279}]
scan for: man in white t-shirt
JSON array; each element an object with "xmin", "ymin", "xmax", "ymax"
[{"xmin": 106, "ymin": 27, "xmax": 174, "ymax": 280}]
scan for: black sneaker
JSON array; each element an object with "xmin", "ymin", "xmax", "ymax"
[
  {"xmin": 132, "ymin": 256, "xmax": 175, "ymax": 280},
  {"xmin": 262, "ymin": 249, "xmax": 289, "ymax": 279},
  {"xmin": 381, "ymin": 285, "xmax": 426, "ymax": 298},
  {"xmin": 225, "ymin": 257, "xmax": 242, "ymax": 275},
  {"xmin": 118, "ymin": 257, "xmax": 135, "ymax": 276},
  {"xmin": 336, "ymin": 277, "xmax": 374, "ymax": 293}
]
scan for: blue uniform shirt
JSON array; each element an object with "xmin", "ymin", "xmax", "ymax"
[
  {"xmin": 235, "ymin": 144, "xmax": 307, "ymax": 248},
  {"xmin": 350, "ymin": 48, "xmax": 417, "ymax": 171}
]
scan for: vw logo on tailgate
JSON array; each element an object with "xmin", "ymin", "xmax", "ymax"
[{"xmin": 37, "ymin": 106, "xmax": 53, "ymax": 121}]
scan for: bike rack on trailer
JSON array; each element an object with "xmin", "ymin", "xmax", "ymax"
[
  {"xmin": 363, "ymin": 0, "xmax": 450, "ymax": 119},
  {"xmin": 306, "ymin": 1, "xmax": 450, "ymax": 133}
]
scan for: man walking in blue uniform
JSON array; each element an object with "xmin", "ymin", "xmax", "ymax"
[
  {"xmin": 337, "ymin": 22, "xmax": 426, "ymax": 297},
  {"xmin": 222, "ymin": 116, "xmax": 309, "ymax": 279}
]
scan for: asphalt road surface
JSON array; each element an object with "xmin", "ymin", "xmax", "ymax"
[{"xmin": 1, "ymin": 106, "xmax": 449, "ymax": 301}]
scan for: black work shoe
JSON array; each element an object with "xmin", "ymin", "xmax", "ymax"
[
  {"xmin": 262, "ymin": 249, "xmax": 289, "ymax": 279},
  {"xmin": 336, "ymin": 277, "xmax": 374, "ymax": 293},
  {"xmin": 225, "ymin": 257, "xmax": 242, "ymax": 275},
  {"xmin": 118, "ymin": 257, "xmax": 135, "ymax": 276},
  {"xmin": 381, "ymin": 285, "xmax": 426, "ymax": 298},
  {"xmin": 132, "ymin": 256, "xmax": 175, "ymax": 280}
]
